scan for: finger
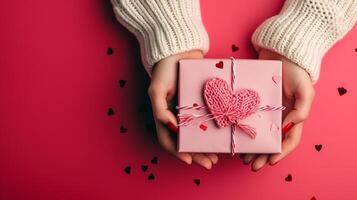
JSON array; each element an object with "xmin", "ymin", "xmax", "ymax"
[
  {"xmin": 252, "ymin": 154, "xmax": 269, "ymax": 171},
  {"xmin": 270, "ymin": 122, "xmax": 303, "ymax": 165},
  {"xmin": 148, "ymin": 85, "xmax": 178, "ymax": 127},
  {"xmin": 243, "ymin": 154, "xmax": 256, "ymax": 165},
  {"xmin": 155, "ymin": 121, "xmax": 192, "ymax": 164},
  {"xmin": 283, "ymin": 83, "xmax": 315, "ymax": 127},
  {"xmin": 191, "ymin": 153, "xmax": 213, "ymax": 170},
  {"xmin": 205, "ymin": 153, "xmax": 219, "ymax": 164}
]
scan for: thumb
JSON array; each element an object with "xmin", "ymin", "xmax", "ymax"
[
  {"xmin": 148, "ymin": 85, "xmax": 178, "ymax": 133},
  {"xmin": 148, "ymin": 84, "xmax": 192, "ymax": 164},
  {"xmin": 282, "ymin": 83, "xmax": 315, "ymax": 134}
]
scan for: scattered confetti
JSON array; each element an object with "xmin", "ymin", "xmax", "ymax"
[
  {"xmin": 193, "ymin": 179, "xmax": 201, "ymax": 186},
  {"xmin": 141, "ymin": 165, "xmax": 148, "ymax": 172},
  {"xmin": 120, "ymin": 125, "xmax": 128, "ymax": 134},
  {"xmin": 151, "ymin": 156, "xmax": 158, "ymax": 164},
  {"xmin": 106, "ymin": 47, "xmax": 114, "ymax": 55},
  {"xmin": 215, "ymin": 61, "xmax": 224, "ymax": 69},
  {"xmin": 124, "ymin": 166, "xmax": 131, "ymax": 175},
  {"xmin": 231, "ymin": 44, "xmax": 239, "ymax": 52},
  {"xmin": 107, "ymin": 108, "xmax": 115, "ymax": 116},
  {"xmin": 285, "ymin": 174, "xmax": 292, "ymax": 182},
  {"xmin": 199, "ymin": 123, "xmax": 208, "ymax": 131},
  {"xmin": 315, "ymin": 144, "xmax": 322, "ymax": 152},
  {"xmin": 337, "ymin": 87, "xmax": 347, "ymax": 96},
  {"xmin": 148, "ymin": 173, "xmax": 155, "ymax": 180},
  {"xmin": 119, "ymin": 80, "xmax": 127, "ymax": 88}
]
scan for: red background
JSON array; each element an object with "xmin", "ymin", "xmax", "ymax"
[{"xmin": 1, "ymin": 0, "xmax": 357, "ymax": 199}]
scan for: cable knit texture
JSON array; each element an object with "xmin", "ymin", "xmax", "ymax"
[
  {"xmin": 111, "ymin": 0, "xmax": 209, "ymax": 76},
  {"xmin": 203, "ymin": 78, "xmax": 260, "ymax": 128},
  {"xmin": 252, "ymin": 0, "xmax": 357, "ymax": 82}
]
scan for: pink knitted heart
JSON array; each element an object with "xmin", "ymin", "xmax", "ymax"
[{"xmin": 203, "ymin": 78, "xmax": 260, "ymax": 128}]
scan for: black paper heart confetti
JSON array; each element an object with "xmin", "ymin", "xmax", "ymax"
[
  {"xmin": 231, "ymin": 44, "xmax": 239, "ymax": 52},
  {"xmin": 124, "ymin": 166, "xmax": 131, "ymax": 175},
  {"xmin": 193, "ymin": 179, "xmax": 201, "ymax": 186},
  {"xmin": 107, "ymin": 108, "xmax": 115, "ymax": 116},
  {"xmin": 150, "ymin": 156, "xmax": 158, "ymax": 164},
  {"xmin": 315, "ymin": 144, "xmax": 322, "ymax": 152},
  {"xmin": 141, "ymin": 165, "xmax": 148, "ymax": 172},
  {"xmin": 106, "ymin": 47, "xmax": 114, "ymax": 55},
  {"xmin": 119, "ymin": 80, "xmax": 127, "ymax": 88},
  {"xmin": 120, "ymin": 125, "xmax": 128, "ymax": 134},
  {"xmin": 285, "ymin": 174, "xmax": 292, "ymax": 182},
  {"xmin": 148, "ymin": 173, "xmax": 155, "ymax": 180},
  {"xmin": 337, "ymin": 87, "xmax": 347, "ymax": 96}
]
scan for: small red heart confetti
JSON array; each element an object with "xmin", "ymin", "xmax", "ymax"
[
  {"xmin": 285, "ymin": 174, "xmax": 292, "ymax": 182},
  {"xmin": 120, "ymin": 125, "xmax": 127, "ymax": 134},
  {"xmin": 148, "ymin": 173, "xmax": 155, "ymax": 180},
  {"xmin": 124, "ymin": 166, "xmax": 131, "ymax": 174},
  {"xmin": 315, "ymin": 144, "xmax": 322, "ymax": 152},
  {"xmin": 337, "ymin": 87, "xmax": 347, "ymax": 96},
  {"xmin": 150, "ymin": 156, "xmax": 158, "ymax": 164},
  {"xmin": 311, "ymin": 196, "xmax": 317, "ymax": 200},
  {"xmin": 106, "ymin": 47, "xmax": 114, "ymax": 55},
  {"xmin": 119, "ymin": 80, "xmax": 127, "ymax": 88},
  {"xmin": 193, "ymin": 179, "xmax": 201, "ymax": 186},
  {"xmin": 107, "ymin": 108, "xmax": 115, "ymax": 116},
  {"xmin": 141, "ymin": 165, "xmax": 148, "ymax": 172},
  {"xmin": 215, "ymin": 61, "xmax": 224, "ymax": 69},
  {"xmin": 231, "ymin": 44, "xmax": 239, "ymax": 52},
  {"xmin": 199, "ymin": 123, "xmax": 208, "ymax": 131}
]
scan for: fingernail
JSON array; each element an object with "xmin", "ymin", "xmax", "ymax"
[
  {"xmin": 251, "ymin": 166, "xmax": 259, "ymax": 172},
  {"xmin": 282, "ymin": 122, "xmax": 295, "ymax": 134},
  {"xmin": 270, "ymin": 161, "xmax": 279, "ymax": 166},
  {"xmin": 166, "ymin": 122, "xmax": 178, "ymax": 134}
]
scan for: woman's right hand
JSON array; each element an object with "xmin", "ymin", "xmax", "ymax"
[{"xmin": 148, "ymin": 50, "xmax": 219, "ymax": 170}]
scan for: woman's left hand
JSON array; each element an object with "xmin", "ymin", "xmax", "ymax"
[{"xmin": 240, "ymin": 49, "xmax": 315, "ymax": 171}]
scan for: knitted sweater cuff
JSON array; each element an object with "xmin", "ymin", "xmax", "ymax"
[
  {"xmin": 252, "ymin": 0, "xmax": 357, "ymax": 83},
  {"xmin": 111, "ymin": 0, "xmax": 209, "ymax": 76}
]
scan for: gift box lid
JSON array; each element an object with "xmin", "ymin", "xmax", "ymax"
[{"xmin": 177, "ymin": 58, "xmax": 283, "ymax": 154}]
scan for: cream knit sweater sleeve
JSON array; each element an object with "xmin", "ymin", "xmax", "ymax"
[
  {"xmin": 110, "ymin": 0, "xmax": 209, "ymax": 76},
  {"xmin": 252, "ymin": 0, "xmax": 357, "ymax": 82}
]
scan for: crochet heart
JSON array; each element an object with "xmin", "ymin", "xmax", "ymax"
[{"xmin": 203, "ymin": 78, "xmax": 260, "ymax": 128}]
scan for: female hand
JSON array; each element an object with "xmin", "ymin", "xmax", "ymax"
[
  {"xmin": 241, "ymin": 49, "xmax": 315, "ymax": 171},
  {"xmin": 148, "ymin": 50, "xmax": 219, "ymax": 170}
]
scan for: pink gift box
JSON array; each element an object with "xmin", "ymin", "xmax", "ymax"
[{"xmin": 177, "ymin": 59, "xmax": 283, "ymax": 154}]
